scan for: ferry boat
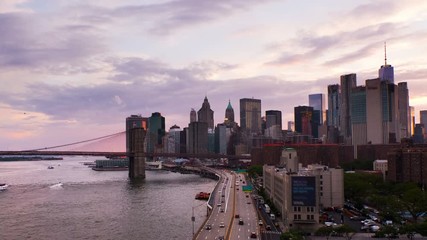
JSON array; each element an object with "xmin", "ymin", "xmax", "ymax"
[{"xmin": 0, "ymin": 183, "xmax": 8, "ymax": 191}]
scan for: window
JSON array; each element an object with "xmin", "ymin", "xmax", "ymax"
[
  {"xmin": 320, "ymin": 181, "xmax": 323, "ymax": 185},
  {"xmin": 294, "ymin": 214, "xmax": 297, "ymax": 220}
]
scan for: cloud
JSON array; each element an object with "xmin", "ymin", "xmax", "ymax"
[
  {"xmin": 0, "ymin": 12, "xmax": 107, "ymax": 74},
  {"xmin": 266, "ymin": 22, "xmax": 402, "ymax": 66}
]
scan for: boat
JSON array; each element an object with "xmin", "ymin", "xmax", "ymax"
[
  {"xmin": 195, "ymin": 192, "xmax": 210, "ymax": 200},
  {"xmin": 48, "ymin": 166, "xmax": 54, "ymax": 169},
  {"xmin": 0, "ymin": 183, "xmax": 8, "ymax": 191}
]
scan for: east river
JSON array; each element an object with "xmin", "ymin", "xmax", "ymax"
[{"xmin": 0, "ymin": 157, "xmax": 216, "ymax": 240}]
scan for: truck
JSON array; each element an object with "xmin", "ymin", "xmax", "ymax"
[{"xmin": 265, "ymin": 204, "xmax": 271, "ymax": 214}]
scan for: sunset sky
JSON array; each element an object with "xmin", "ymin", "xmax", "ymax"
[{"xmin": 1, "ymin": 0, "xmax": 427, "ymax": 150}]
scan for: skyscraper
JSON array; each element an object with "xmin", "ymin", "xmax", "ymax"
[
  {"xmin": 197, "ymin": 96, "xmax": 214, "ymax": 130},
  {"xmin": 379, "ymin": 42, "xmax": 394, "ymax": 83},
  {"xmin": 327, "ymin": 85, "xmax": 340, "ymax": 127},
  {"xmin": 265, "ymin": 110, "xmax": 282, "ymax": 130},
  {"xmin": 187, "ymin": 121, "xmax": 208, "ymax": 154},
  {"xmin": 398, "ymin": 82, "xmax": 410, "ymax": 139},
  {"xmin": 240, "ymin": 98, "xmax": 262, "ymax": 134},
  {"xmin": 351, "ymin": 86, "xmax": 367, "ymax": 146},
  {"xmin": 225, "ymin": 100, "xmax": 235, "ymax": 125},
  {"xmin": 147, "ymin": 112, "xmax": 165, "ymax": 153},
  {"xmin": 287, "ymin": 121, "xmax": 295, "ymax": 132},
  {"xmin": 340, "ymin": 73, "xmax": 357, "ymax": 145},
  {"xmin": 309, "ymin": 93, "xmax": 326, "ymax": 124},
  {"xmin": 409, "ymin": 106, "xmax": 415, "ymax": 136},
  {"xmin": 421, "ymin": 110, "xmax": 427, "ymax": 141},
  {"xmin": 294, "ymin": 106, "xmax": 314, "ymax": 136},
  {"xmin": 366, "ymin": 79, "xmax": 399, "ymax": 144},
  {"xmin": 190, "ymin": 108, "xmax": 197, "ymax": 123}
]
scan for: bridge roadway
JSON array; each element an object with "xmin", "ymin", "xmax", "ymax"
[
  {"xmin": 0, "ymin": 151, "xmax": 251, "ymax": 160},
  {"xmin": 195, "ymin": 171, "xmax": 259, "ymax": 240}
]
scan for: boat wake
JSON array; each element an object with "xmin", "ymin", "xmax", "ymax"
[{"xmin": 49, "ymin": 182, "xmax": 63, "ymax": 189}]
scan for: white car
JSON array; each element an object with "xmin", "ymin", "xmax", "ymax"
[{"xmin": 219, "ymin": 222, "xmax": 225, "ymax": 228}]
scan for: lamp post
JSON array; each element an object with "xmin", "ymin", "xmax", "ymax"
[{"xmin": 192, "ymin": 201, "xmax": 205, "ymax": 239}]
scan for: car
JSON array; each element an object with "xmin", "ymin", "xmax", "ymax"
[
  {"xmin": 246, "ymin": 195, "xmax": 249, "ymax": 198},
  {"xmin": 370, "ymin": 225, "xmax": 380, "ymax": 232},
  {"xmin": 219, "ymin": 222, "xmax": 225, "ymax": 228},
  {"xmin": 220, "ymin": 208, "xmax": 224, "ymax": 212},
  {"xmin": 250, "ymin": 232, "xmax": 257, "ymax": 238},
  {"xmin": 235, "ymin": 214, "xmax": 240, "ymax": 218},
  {"xmin": 239, "ymin": 218, "xmax": 244, "ymax": 225},
  {"xmin": 324, "ymin": 221, "xmax": 337, "ymax": 227},
  {"xmin": 218, "ymin": 236, "xmax": 224, "ymax": 240},
  {"xmin": 205, "ymin": 224, "xmax": 212, "ymax": 230},
  {"xmin": 350, "ymin": 215, "xmax": 364, "ymax": 221},
  {"xmin": 247, "ymin": 201, "xmax": 251, "ymax": 204},
  {"xmin": 258, "ymin": 220, "xmax": 263, "ymax": 226},
  {"xmin": 236, "ymin": 188, "xmax": 239, "ymax": 190},
  {"xmin": 266, "ymin": 225, "xmax": 271, "ymax": 230},
  {"xmin": 217, "ymin": 203, "xmax": 221, "ymax": 207}
]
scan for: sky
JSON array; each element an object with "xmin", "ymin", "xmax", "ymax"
[{"xmin": 1, "ymin": 0, "xmax": 427, "ymax": 150}]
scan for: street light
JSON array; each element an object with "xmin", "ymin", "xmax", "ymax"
[{"xmin": 192, "ymin": 201, "xmax": 206, "ymax": 239}]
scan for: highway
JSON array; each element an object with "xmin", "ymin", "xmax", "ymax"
[
  {"xmin": 229, "ymin": 173, "xmax": 259, "ymax": 240},
  {"xmin": 196, "ymin": 170, "xmax": 235, "ymax": 240},
  {"xmin": 195, "ymin": 170, "xmax": 260, "ymax": 240}
]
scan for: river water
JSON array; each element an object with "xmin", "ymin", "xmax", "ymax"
[{"xmin": 0, "ymin": 157, "xmax": 216, "ymax": 240}]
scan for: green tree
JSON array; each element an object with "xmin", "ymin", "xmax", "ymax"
[
  {"xmin": 315, "ymin": 226, "xmax": 334, "ymax": 240},
  {"xmin": 281, "ymin": 229, "xmax": 304, "ymax": 240},
  {"xmin": 399, "ymin": 188, "xmax": 427, "ymax": 222},
  {"xmin": 247, "ymin": 165, "xmax": 263, "ymax": 178},
  {"xmin": 334, "ymin": 225, "xmax": 356, "ymax": 240}
]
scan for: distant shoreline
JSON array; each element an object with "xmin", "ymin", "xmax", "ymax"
[{"xmin": 0, "ymin": 157, "xmax": 63, "ymax": 162}]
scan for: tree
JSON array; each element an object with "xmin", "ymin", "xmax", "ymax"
[
  {"xmin": 399, "ymin": 188, "xmax": 427, "ymax": 222},
  {"xmin": 334, "ymin": 225, "xmax": 356, "ymax": 240},
  {"xmin": 281, "ymin": 229, "xmax": 304, "ymax": 240},
  {"xmin": 315, "ymin": 226, "xmax": 334, "ymax": 240},
  {"xmin": 247, "ymin": 165, "xmax": 263, "ymax": 178}
]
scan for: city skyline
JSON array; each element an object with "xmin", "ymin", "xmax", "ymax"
[{"xmin": 1, "ymin": 0, "xmax": 427, "ymax": 150}]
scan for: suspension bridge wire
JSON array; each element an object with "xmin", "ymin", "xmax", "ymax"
[{"xmin": 22, "ymin": 131, "xmax": 126, "ymax": 152}]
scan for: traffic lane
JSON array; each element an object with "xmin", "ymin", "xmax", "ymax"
[
  {"xmin": 196, "ymin": 172, "xmax": 233, "ymax": 240},
  {"xmin": 231, "ymin": 177, "xmax": 259, "ymax": 239}
]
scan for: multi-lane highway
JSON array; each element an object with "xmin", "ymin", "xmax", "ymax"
[
  {"xmin": 195, "ymin": 170, "xmax": 259, "ymax": 240},
  {"xmin": 229, "ymin": 173, "xmax": 259, "ymax": 240},
  {"xmin": 196, "ymin": 170, "xmax": 235, "ymax": 240}
]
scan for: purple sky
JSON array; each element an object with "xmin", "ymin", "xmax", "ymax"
[{"xmin": 1, "ymin": 0, "xmax": 427, "ymax": 150}]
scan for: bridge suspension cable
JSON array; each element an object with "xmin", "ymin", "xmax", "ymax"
[{"xmin": 22, "ymin": 131, "xmax": 126, "ymax": 152}]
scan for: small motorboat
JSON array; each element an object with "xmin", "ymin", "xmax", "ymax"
[
  {"xmin": 0, "ymin": 183, "xmax": 9, "ymax": 191},
  {"xmin": 48, "ymin": 166, "xmax": 54, "ymax": 169}
]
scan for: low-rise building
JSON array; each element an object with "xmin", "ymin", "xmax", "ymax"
[{"xmin": 263, "ymin": 148, "xmax": 344, "ymax": 232}]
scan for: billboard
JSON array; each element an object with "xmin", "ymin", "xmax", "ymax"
[{"xmin": 291, "ymin": 176, "xmax": 316, "ymax": 206}]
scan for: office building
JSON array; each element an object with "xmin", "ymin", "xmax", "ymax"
[
  {"xmin": 187, "ymin": 121, "xmax": 208, "ymax": 154},
  {"xmin": 266, "ymin": 110, "xmax": 282, "ymax": 130},
  {"xmin": 398, "ymin": 82, "xmax": 410, "ymax": 139},
  {"xmin": 225, "ymin": 100, "xmax": 235, "ymax": 125},
  {"xmin": 413, "ymin": 124, "xmax": 425, "ymax": 144},
  {"xmin": 351, "ymin": 86, "xmax": 367, "ymax": 146},
  {"xmin": 294, "ymin": 106, "xmax": 314, "ymax": 137},
  {"xmin": 327, "ymin": 85, "xmax": 340, "ymax": 127},
  {"xmin": 263, "ymin": 148, "xmax": 344, "ymax": 232},
  {"xmin": 190, "ymin": 108, "xmax": 197, "ymax": 123},
  {"xmin": 410, "ymin": 106, "xmax": 415, "ymax": 136},
  {"xmin": 166, "ymin": 125, "xmax": 181, "ymax": 154},
  {"xmin": 197, "ymin": 96, "xmax": 214, "ymax": 130},
  {"xmin": 147, "ymin": 112, "xmax": 166, "ymax": 153},
  {"xmin": 340, "ymin": 74, "xmax": 357, "ymax": 145},
  {"xmin": 421, "ymin": 110, "xmax": 427, "ymax": 141},
  {"xmin": 288, "ymin": 121, "xmax": 295, "ymax": 132},
  {"xmin": 240, "ymin": 98, "xmax": 262, "ymax": 134},
  {"xmin": 366, "ymin": 78, "xmax": 400, "ymax": 144},
  {"xmin": 125, "ymin": 115, "xmax": 148, "ymax": 152},
  {"xmin": 309, "ymin": 93, "xmax": 326, "ymax": 124},
  {"xmin": 214, "ymin": 123, "xmax": 231, "ymax": 154}
]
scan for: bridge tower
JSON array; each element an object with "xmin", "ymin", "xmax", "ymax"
[{"xmin": 128, "ymin": 128, "xmax": 146, "ymax": 179}]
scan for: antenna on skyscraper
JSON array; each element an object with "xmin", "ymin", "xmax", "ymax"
[{"xmin": 384, "ymin": 41, "xmax": 387, "ymax": 65}]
